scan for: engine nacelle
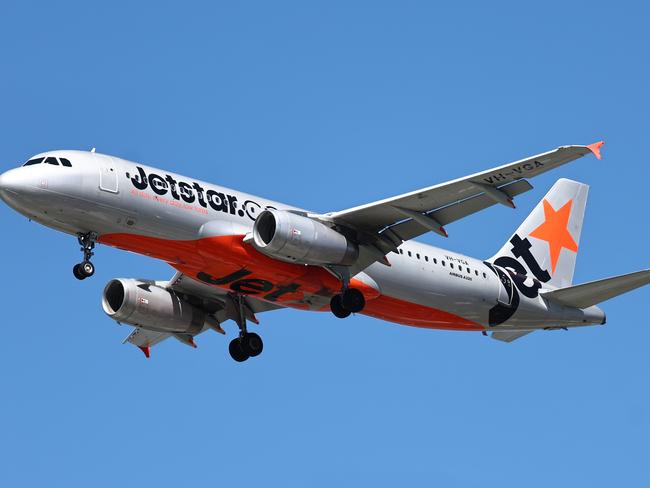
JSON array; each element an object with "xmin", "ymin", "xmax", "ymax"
[
  {"xmin": 252, "ymin": 209, "xmax": 358, "ymax": 266},
  {"xmin": 102, "ymin": 279, "xmax": 215, "ymax": 334}
]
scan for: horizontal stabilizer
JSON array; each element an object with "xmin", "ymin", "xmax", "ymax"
[
  {"xmin": 491, "ymin": 330, "xmax": 533, "ymax": 343},
  {"xmin": 542, "ymin": 269, "xmax": 650, "ymax": 309}
]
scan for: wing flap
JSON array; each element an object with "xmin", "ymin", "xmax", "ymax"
[
  {"xmin": 385, "ymin": 179, "xmax": 533, "ymax": 241},
  {"xmin": 124, "ymin": 328, "xmax": 172, "ymax": 357}
]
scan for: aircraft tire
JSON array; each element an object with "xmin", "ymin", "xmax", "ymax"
[
  {"xmin": 330, "ymin": 295, "xmax": 352, "ymax": 319},
  {"xmin": 341, "ymin": 288, "xmax": 365, "ymax": 313},
  {"xmin": 81, "ymin": 261, "xmax": 95, "ymax": 278},
  {"xmin": 73, "ymin": 263, "xmax": 86, "ymax": 280},
  {"xmin": 229, "ymin": 338, "xmax": 249, "ymax": 362},
  {"xmin": 241, "ymin": 332, "xmax": 264, "ymax": 357}
]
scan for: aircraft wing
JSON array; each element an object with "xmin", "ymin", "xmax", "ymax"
[
  {"xmin": 323, "ymin": 142, "xmax": 603, "ymax": 275},
  {"xmin": 167, "ymin": 272, "xmax": 285, "ymax": 317},
  {"xmin": 124, "ymin": 272, "xmax": 285, "ymax": 357},
  {"xmin": 328, "ymin": 142, "xmax": 603, "ymax": 239}
]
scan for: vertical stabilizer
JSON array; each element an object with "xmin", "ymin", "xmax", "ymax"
[{"xmin": 489, "ymin": 178, "xmax": 589, "ymax": 289}]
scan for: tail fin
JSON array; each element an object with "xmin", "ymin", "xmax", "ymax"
[{"xmin": 489, "ymin": 178, "xmax": 589, "ymax": 289}]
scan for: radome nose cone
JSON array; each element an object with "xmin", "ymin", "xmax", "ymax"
[
  {"xmin": 0, "ymin": 171, "xmax": 10, "ymax": 202},
  {"xmin": 0, "ymin": 169, "xmax": 25, "ymax": 204}
]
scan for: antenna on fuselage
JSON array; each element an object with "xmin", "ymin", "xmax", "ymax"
[{"xmin": 90, "ymin": 147, "xmax": 96, "ymax": 153}]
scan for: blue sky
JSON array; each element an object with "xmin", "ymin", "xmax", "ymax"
[{"xmin": 1, "ymin": 1, "xmax": 649, "ymax": 486}]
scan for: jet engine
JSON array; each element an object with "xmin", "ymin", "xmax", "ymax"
[
  {"xmin": 252, "ymin": 209, "xmax": 358, "ymax": 265},
  {"xmin": 102, "ymin": 279, "xmax": 216, "ymax": 334}
]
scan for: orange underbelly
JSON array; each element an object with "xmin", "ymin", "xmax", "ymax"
[{"xmin": 99, "ymin": 232, "xmax": 483, "ymax": 331}]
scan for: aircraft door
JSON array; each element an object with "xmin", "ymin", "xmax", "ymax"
[
  {"xmin": 98, "ymin": 156, "xmax": 119, "ymax": 193},
  {"xmin": 495, "ymin": 266, "xmax": 514, "ymax": 307}
]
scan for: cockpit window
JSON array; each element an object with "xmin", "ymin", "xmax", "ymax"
[
  {"xmin": 23, "ymin": 157, "xmax": 45, "ymax": 166},
  {"xmin": 22, "ymin": 156, "xmax": 73, "ymax": 167}
]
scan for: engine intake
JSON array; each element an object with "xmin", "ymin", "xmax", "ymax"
[
  {"xmin": 252, "ymin": 209, "xmax": 358, "ymax": 265},
  {"xmin": 102, "ymin": 279, "xmax": 215, "ymax": 334}
]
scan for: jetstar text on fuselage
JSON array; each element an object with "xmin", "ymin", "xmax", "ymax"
[{"xmin": 128, "ymin": 166, "xmax": 272, "ymax": 221}]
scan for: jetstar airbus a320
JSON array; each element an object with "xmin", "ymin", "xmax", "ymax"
[{"xmin": 1, "ymin": 141, "xmax": 648, "ymax": 361}]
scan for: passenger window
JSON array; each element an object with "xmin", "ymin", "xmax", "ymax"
[
  {"xmin": 60, "ymin": 158, "xmax": 72, "ymax": 167},
  {"xmin": 483, "ymin": 272, "xmax": 487, "ymax": 278},
  {"xmin": 467, "ymin": 267, "xmax": 470, "ymax": 273},
  {"xmin": 450, "ymin": 263, "xmax": 454, "ymax": 269},
  {"xmin": 425, "ymin": 256, "xmax": 429, "ymax": 262},
  {"xmin": 408, "ymin": 251, "xmax": 412, "ymax": 257},
  {"xmin": 399, "ymin": 249, "xmax": 403, "ymax": 254},
  {"xmin": 416, "ymin": 253, "xmax": 420, "ymax": 260},
  {"xmin": 23, "ymin": 158, "xmax": 44, "ymax": 166},
  {"xmin": 433, "ymin": 258, "xmax": 437, "ymax": 264},
  {"xmin": 442, "ymin": 261, "xmax": 445, "ymax": 267},
  {"xmin": 475, "ymin": 270, "xmax": 479, "ymax": 276},
  {"xmin": 44, "ymin": 157, "xmax": 59, "ymax": 166}
]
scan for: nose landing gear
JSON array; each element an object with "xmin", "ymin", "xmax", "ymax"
[
  {"xmin": 73, "ymin": 232, "xmax": 98, "ymax": 280},
  {"xmin": 73, "ymin": 261, "xmax": 95, "ymax": 280}
]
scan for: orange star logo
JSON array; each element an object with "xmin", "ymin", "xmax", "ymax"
[{"xmin": 528, "ymin": 199, "xmax": 578, "ymax": 274}]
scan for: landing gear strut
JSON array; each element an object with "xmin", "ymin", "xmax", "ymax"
[
  {"xmin": 228, "ymin": 294, "xmax": 264, "ymax": 362},
  {"xmin": 73, "ymin": 232, "xmax": 97, "ymax": 280}
]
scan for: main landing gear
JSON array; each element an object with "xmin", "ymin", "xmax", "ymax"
[
  {"xmin": 229, "ymin": 332, "xmax": 263, "ymax": 362},
  {"xmin": 73, "ymin": 232, "xmax": 97, "ymax": 280},
  {"xmin": 330, "ymin": 287, "xmax": 365, "ymax": 319},
  {"xmin": 228, "ymin": 294, "xmax": 264, "ymax": 362}
]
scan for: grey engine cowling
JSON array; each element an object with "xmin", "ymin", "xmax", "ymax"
[
  {"xmin": 102, "ymin": 279, "xmax": 217, "ymax": 334},
  {"xmin": 252, "ymin": 209, "xmax": 358, "ymax": 265}
]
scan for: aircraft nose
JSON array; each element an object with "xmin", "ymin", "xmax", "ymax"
[
  {"xmin": 0, "ymin": 170, "xmax": 12, "ymax": 202},
  {"xmin": 0, "ymin": 169, "xmax": 29, "ymax": 204}
]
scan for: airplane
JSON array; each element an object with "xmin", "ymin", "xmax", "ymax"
[{"xmin": 0, "ymin": 141, "xmax": 648, "ymax": 362}]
